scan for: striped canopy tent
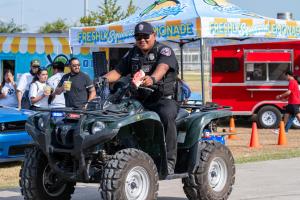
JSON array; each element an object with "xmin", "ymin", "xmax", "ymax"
[
  {"xmin": 70, "ymin": 0, "xmax": 300, "ymax": 46},
  {"xmin": 69, "ymin": 0, "xmax": 300, "ymax": 103},
  {"xmin": 0, "ymin": 33, "xmax": 94, "ymax": 56}
]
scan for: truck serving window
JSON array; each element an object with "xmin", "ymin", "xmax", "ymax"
[
  {"xmin": 246, "ymin": 63, "xmax": 290, "ymax": 81},
  {"xmin": 214, "ymin": 58, "xmax": 240, "ymax": 72},
  {"xmin": 269, "ymin": 63, "xmax": 290, "ymax": 80},
  {"xmin": 245, "ymin": 50, "xmax": 292, "ymax": 82},
  {"xmin": 246, "ymin": 63, "xmax": 267, "ymax": 81}
]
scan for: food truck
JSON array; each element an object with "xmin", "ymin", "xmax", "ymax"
[{"xmin": 211, "ymin": 40, "xmax": 300, "ymax": 129}]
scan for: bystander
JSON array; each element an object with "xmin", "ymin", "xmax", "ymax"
[
  {"xmin": 16, "ymin": 59, "xmax": 40, "ymax": 109},
  {"xmin": 0, "ymin": 70, "xmax": 18, "ymax": 107},
  {"xmin": 29, "ymin": 68, "xmax": 50, "ymax": 109},
  {"xmin": 47, "ymin": 62, "xmax": 65, "ymax": 108},
  {"xmin": 55, "ymin": 58, "xmax": 96, "ymax": 109},
  {"xmin": 274, "ymin": 71, "xmax": 300, "ymax": 133}
]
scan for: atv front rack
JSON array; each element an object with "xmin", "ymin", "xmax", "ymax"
[{"xmin": 180, "ymin": 101, "xmax": 231, "ymax": 113}]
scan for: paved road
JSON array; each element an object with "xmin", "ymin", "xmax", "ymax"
[{"xmin": 1, "ymin": 158, "xmax": 300, "ymax": 200}]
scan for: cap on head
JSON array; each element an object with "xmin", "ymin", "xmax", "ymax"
[
  {"xmin": 31, "ymin": 59, "xmax": 40, "ymax": 67},
  {"xmin": 134, "ymin": 22, "xmax": 154, "ymax": 36}
]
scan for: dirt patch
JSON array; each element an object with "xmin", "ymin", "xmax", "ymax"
[
  {"xmin": 0, "ymin": 162, "xmax": 22, "ymax": 188},
  {"xmin": 224, "ymin": 126, "xmax": 300, "ymax": 162}
]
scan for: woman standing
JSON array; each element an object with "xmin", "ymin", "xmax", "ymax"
[
  {"xmin": 29, "ymin": 68, "xmax": 50, "ymax": 109},
  {"xmin": 0, "ymin": 70, "xmax": 18, "ymax": 107}
]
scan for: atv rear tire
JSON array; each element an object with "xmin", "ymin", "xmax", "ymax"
[
  {"xmin": 100, "ymin": 148, "xmax": 159, "ymax": 200},
  {"xmin": 19, "ymin": 147, "xmax": 76, "ymax": 200},
  {"xmin": 182, "ymin": 141, "xmax": 235, "ymax": 200}
]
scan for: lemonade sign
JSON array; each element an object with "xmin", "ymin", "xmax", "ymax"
[
  {"xmin": 70, "ymin": 0, "xmax": 300, "ymax": 47},
  {"xmin": 72, "ymin": 0, "xmax": 195, "ymax": 46}
]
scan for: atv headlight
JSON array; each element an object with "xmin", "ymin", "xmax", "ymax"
[
  {"xmin": 38, "ymin": 118, "xmax": 44, "ymax": 130},
  {"xmin": 91, "ymin": 121, "xmax": 105, "ymax": 134}
]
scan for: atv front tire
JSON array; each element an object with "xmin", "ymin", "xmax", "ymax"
[
  {"xmin": 19, "ymin": 147, "xmax": 76, "ymax": 200},
  {"xmin": 100, "ymin": 148, "xmax": 159, "ymax": 200},
  {"xmin": 183, "ymin": 141, "xmax": 235, "ymax": 200}
]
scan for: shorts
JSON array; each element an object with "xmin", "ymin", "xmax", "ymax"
[{"xmin": 285, "ymin": 104, "xmax": 300, "ymax": 115}]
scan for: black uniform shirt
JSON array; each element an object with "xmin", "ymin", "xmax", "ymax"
[
  {"xmin": 58, "ymin": 71, "xmax": 94, "ymax": 109},
  {"xmin": 115, "ymin": 42, "xmax": 178, "ymax": 77},
  {"xmin": 115, "ymin": 42, "xmax": 178, "ymax": 97}
]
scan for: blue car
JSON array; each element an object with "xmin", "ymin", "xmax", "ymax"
[{"xmin": 0, "ymin": 107, "xmax": 34, "ymax": 163}]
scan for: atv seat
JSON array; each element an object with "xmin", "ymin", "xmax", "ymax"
[{"xmin": 175, "ymin": 108, "xmax": 189, "ymax": 126}]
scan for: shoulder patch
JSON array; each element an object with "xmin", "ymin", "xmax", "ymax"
[{"xmin": 160, "ymin": 47, "xmax": 172, "ymax": 57}]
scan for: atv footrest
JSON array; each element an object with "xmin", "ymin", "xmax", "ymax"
[{"xmin": 165, "ymin": 173, "xmax": 189, "ymax": 180}]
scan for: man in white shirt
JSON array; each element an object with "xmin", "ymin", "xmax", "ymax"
[
  {"xmin": 16, "ymin": 59, "xmax": 40, "ymax": 109},
  {"xmin": 47, "ymin": 62, "xmax": 65, "ymax": 108}
]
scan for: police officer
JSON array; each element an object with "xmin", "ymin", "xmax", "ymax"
[{"xmin": 104, "ymin": 21, "xmax": 179, "ymax": 175}]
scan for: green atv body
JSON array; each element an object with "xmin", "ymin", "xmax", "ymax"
[{"xmin": 20, "ymin": 83, "xmax": 235, "ymax": 200}]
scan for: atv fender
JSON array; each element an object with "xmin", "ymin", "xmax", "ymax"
[
  {"xmin": 113, "ymin": 111, "xmax": 162, "ymax": 128},
  {"xmin": 82, "ymin": 111, "xmax": 163, "ymax": 149},
  {"xmin": 181, "ymin": 110, "xmax": 232, "ymax": 149}
]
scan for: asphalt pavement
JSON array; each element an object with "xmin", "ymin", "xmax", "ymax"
[{"xmin": 1, "ymin": 157, "xmax": 300, "ymax": 200}]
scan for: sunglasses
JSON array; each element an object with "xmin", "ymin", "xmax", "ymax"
[
  {"xmin": 135, "ymin": 34, "xmax": 151, "ymax": 41},
  {"xmin": 71, "ymin": 64, "xmax": 80, "ymax": 67}
]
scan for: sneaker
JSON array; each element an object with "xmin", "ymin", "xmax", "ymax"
[{"xmin": 271, "ymin": 129, "xmax": 279, "ymax": 134}]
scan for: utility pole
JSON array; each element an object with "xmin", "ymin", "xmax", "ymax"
[
  {"xmin": 20, "ymin": 0, "xmax": 24, "ymax": 32},
  {"xmin": 84, "ymin": 0, "xmax": 88, "ymax": 17}
]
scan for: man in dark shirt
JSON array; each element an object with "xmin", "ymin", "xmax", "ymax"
[
  {"xmin": 103, "ymin": 21, "xmax": 179, "ymax": 175},
  {"xmin": 55, "ymin": 58, "xmax": 96, "ymax": 109}
]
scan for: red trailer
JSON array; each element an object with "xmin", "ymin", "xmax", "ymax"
[{"xmin": 211, "ymin": 40, "xmax": 300, "ymax": 129}]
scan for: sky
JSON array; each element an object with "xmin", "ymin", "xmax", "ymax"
[{"xmin": 0, "ymin": 0, "xmax": 299, "ymax": 33}]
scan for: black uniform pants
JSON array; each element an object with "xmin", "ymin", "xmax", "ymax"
[{"xmin": 144, "ymin": 98, "xmax": 179, "ymax": 166}]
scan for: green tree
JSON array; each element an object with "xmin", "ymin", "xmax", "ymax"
[
  {"xmin": 0, "ymin": 19, "xmax": 25, "ymax": 33},
  {"xmin": 80, "ymin": 0, "xmax": 137, "ymax": 26},
  {"xmin": 38, "ymin": 19, "xmax": 69, "ymax": 33}
]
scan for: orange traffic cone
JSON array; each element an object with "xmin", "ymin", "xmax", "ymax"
[
  {"xmin": 249, "ymin": 122, "xmax": 260, "ymax": 148},
  {"xmin": 228, "ymin": 117, "xmax": 238, "ymax": 139},
  {"xmin": 278, "ymin": 121, "xmax": 287, "ymax": 145}
]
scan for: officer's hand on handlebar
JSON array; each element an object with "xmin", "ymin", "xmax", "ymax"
[{"xmin": 141, "ymin": 75, "xmax": 154, "ymax": 87}]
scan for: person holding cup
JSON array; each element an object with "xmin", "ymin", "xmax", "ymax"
[
  {"xmin": 29, "ymin": 68, "xmax": 50, "ymax": 109},
  {"xmin": 0, "ymin": 70, "xmax": 18, "ymax": 107},
  {"xmin": 55, "ymin": 57, "xmax": 96, "ymax": 109}
]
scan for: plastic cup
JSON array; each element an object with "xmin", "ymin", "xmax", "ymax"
[
  {"xmin": 64, "ymin": 81, "xmax": 72, "ymax": 91},
  {"xmin": 44, "ymin": 85, "xmax": 51, "ymax": 96}
]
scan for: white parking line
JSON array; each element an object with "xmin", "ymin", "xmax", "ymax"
[{"xmin": 0, "ymin": 191, "xmax": 21, "ymax": 197}]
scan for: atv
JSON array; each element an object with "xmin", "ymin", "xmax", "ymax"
[{"xmin": 20, "ymin": 78, "xmax": 235, "ymax": 200}]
